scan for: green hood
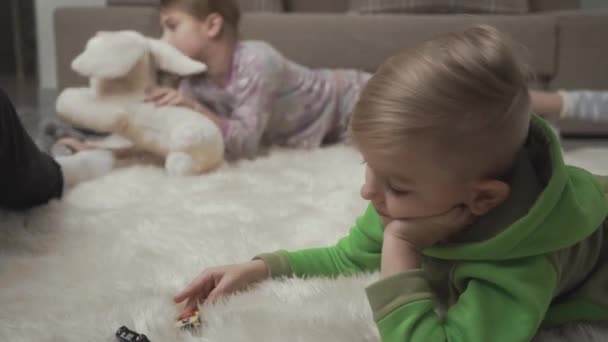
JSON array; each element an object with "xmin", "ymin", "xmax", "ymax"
[{"xmin": 424, "ymin": 116, "xmax": 608, "ymax": 261}]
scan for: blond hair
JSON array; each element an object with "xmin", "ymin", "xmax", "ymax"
[
  {"xmin": 160, "ymin": 0, "xmax": 241, "ymax": 36},
  {"xmin": 352, "ymin": 25, "xmax": 531, "ymax": 179}
]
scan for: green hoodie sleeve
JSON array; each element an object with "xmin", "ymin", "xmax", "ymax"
[
  {"xmin": 366, "ymin": 256, "xmax": 558, "ymax": 342},
  {"xmin": 256, "ymin": 205, "xmax": 383, "ymax": 278}
]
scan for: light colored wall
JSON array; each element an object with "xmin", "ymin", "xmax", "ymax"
[{"xmin": 35, "ymin": 0, "xmax": 105, "ymax": 89}]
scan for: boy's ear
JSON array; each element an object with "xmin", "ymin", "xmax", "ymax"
[
  {"xmin": 205, "ymin": 13, "xmax": 225, "ymax": 39},
  {"xmin": 466, "ymin": 180, "xmax": 511, "ymax": 216}
]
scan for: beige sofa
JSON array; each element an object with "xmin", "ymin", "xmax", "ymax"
[{"xmin": 55, "ymin": 0, "xmax": 608, "ymax": 133}]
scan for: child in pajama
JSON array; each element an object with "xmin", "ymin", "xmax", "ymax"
[{"xmin": 147, "ymin": 0, "xmax": 371, "ymax": 160}]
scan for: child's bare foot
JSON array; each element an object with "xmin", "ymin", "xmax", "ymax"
[{"xmin": 530, "ymin": 90, "xmax": 564, "ymax": 120}]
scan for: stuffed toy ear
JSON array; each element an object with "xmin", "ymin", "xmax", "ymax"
[
  {"xmin": 72, "ymin": 31, "xmax": 147, "ymax": 78},
  {"xmin": 147, "ymin": 38, "xmax": 207, "ymax": 76}
]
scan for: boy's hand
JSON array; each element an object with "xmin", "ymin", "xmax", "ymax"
[
  {"xmin": 144, "ymin": 86, "xmax": 224, "ymax": 130},
  {"xmin": 384, "ymin": 206, "xmax": 475, "ymax": 251},
  {"xmin": 174, "ymin": 260, "xmax": 269, "ymax": 318},
  {"xmin": 145, "ymin": 86, "xmax": 198, "ymax": 109}
]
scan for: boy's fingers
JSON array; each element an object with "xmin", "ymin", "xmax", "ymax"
[
  {"xmin": 207, "ymin": 282, "xmax": 232, "ymax": 303},
  {"xmin": 183, "ymin": 297, "xmax": 200, "ymax": 314},
  {"xmin": 145, "ymin": 90, "xmax": 165, "ymax": 102},
  {"xmin": 174, "ymin": 272, "xmax": 213, "ymax": 303},
  {"xmin": 436, "ymin": 206, "xmax": 466, "ymax": 223},
  {"xmin": 156, "ymin": 92, "xmax": 176, "ymax": 106},
  {"xmin": 177, "ymin": 309, "xmax": 196, "ymax": 321},
  {"xmin": 174, "ymin": 281, "xmax": 201, "ymax": 303},
  {"xmin": 452, "ymin": 206, "xmax": 474, "ymax": 223},
  {"xmin": 174, "ymin": 286, "xmax": 196, "ymax": 303},
  {"xmin": 145, "ymin": 86, "xmax": 168, "ymax": 94},
  {"xmin": 206, "ymin": 289, "xmax": 220, "ymax": 304},
  {"xmin": 167, "ymin": 97, "xmax": 182, "ymax": 107},
  {"xmin": 445, "ymin": 206, "xmax": 475, "ymax": 234},
  {"xmin": 145, "ymin": 87, "xmax": 162, "ymax": 95},
  {"xmin": 176, "ymin": 297, "xmax": 200, "ymax": 320},
  {"xmin": 148, "ymin": 87, "xmax": 173, "ymax": 100}
]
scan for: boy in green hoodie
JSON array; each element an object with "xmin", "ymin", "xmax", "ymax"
[{"xmin": 174, "ymin": 25, "xmax": 608, "ymax": 341}]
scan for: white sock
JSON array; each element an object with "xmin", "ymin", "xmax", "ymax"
[
  {"xmin": 55, "ymin": 150, "xmax": 115, "ymax": 188},
  {"xmin": 558, "ymin": 90, "xmax": 575, "ymax": 119},
  {"xmin": 559, "ymin": 90, "xmax": 608, "ymax": 122}
]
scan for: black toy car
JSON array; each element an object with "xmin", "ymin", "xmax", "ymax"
[{"xmin": 116, "ymin": 326, "xmax": 151, "ymax": 342}]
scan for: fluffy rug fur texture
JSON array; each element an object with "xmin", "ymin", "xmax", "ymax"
[{"xmin": 1, "ymin": 145, "xmax": 608, "ymax": 342}]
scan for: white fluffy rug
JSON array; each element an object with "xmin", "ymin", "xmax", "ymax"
[{"xmin": 1, "ymin": 145, "xmax": 608, "ymax": 342}]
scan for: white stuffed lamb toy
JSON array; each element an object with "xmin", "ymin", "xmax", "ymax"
[{"xmin": 56, "ymin": 30, "xmax": 224, "ymax": 176}]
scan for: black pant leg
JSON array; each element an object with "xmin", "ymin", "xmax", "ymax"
[{"xmin": 0, "ymin": 89, "xmax": 63, "ymax": 210}]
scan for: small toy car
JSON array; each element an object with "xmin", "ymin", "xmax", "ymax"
[
  {"xmin": 116, "ymin": 326, "xmax": 151, "ymax": 342},
  {"xmin": 175, "ymin": 310, "xmax": 201, "ymax": 330}
]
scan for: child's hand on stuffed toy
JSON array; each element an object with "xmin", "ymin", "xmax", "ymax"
[
  {"xmin": 145, "ymin": 86, "xmax": 226, "ymax": 131},
  {"xmin": 145, "ymin": 86, "xmax": 199, "ymax": 109}
]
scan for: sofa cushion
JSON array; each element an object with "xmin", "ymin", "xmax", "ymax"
[
  {"xmin": 54, "ymin": 8, "xmax": 558, "ymax": 89},
  {"xmin": 240, "ymin": 13, "xmax": 556, "ymax": 77},
  {"xmin": 279, "ymin": 0, "xmax": 576, "ymax": 13},
  {"xmin": 105, "ymin": 0, "xmax": 577, "ymax": 13},
  {"xmin": 530, "ymin": 0, "xmax": 580, "ymax": 12},
  {"xmin": 285, "ymin": 0, "xmax": 350, "ymax": 12},
  {"xmin": 550, "ymin": 10, "xmax": 608, "ymax": 90},
  {"xmin": 108, "ymin": 0, "xmax": 284, "ymax": 12},
  {"xmin": 239, "ymin": 0, "xmax": 284, "ymax": 12},
  {"xmin": 107, "ymin": 0, "xmax": 159, "ymax": 5},
  {"xmin": 350, "ymin": 0, "xmax": 530, "ymax": 14}
]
